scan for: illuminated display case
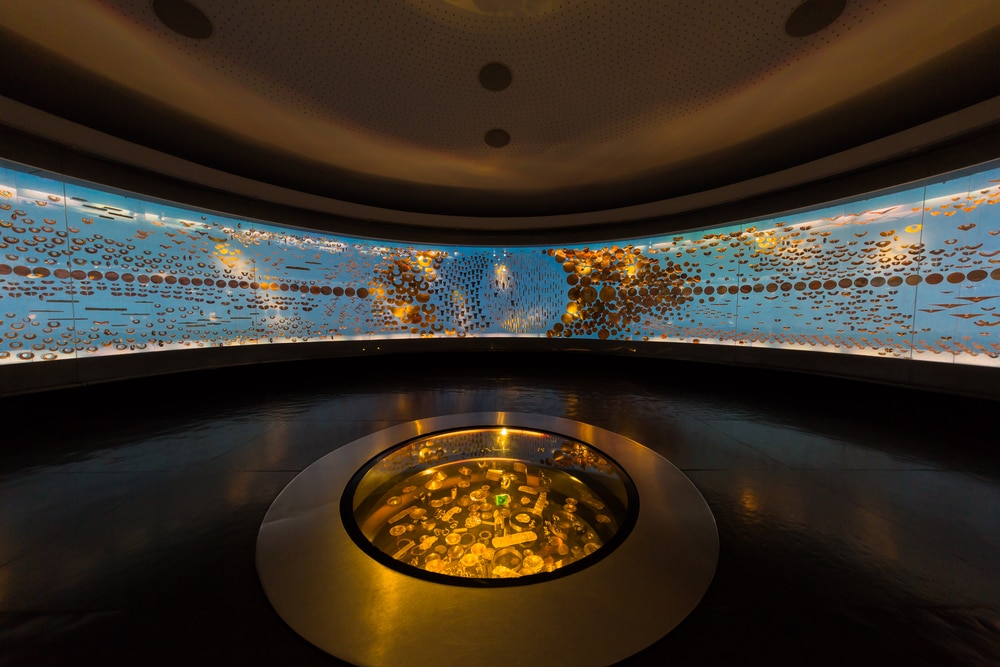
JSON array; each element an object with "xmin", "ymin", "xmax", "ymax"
[
  {"xmin": 2, "ymin": 157, "xmax": 999, "ymax": 374},
  {"xmin": 345, "ymin": 427, "xmax": 636, "ymax": 582}
]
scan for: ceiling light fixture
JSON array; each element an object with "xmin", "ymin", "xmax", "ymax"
[
  {"xmin": 153, "ymin": 0, "xmax": 213, "ymax": 39},
  {"xmin": 479, "ymin": 62, "xmax": 513, "ymax": 91},
  {"xmin": 485, "ymin": 129, "xmax": 511, "ymax": 148},
  {"xmin": 785, "ymin": 0, "xmax": 845, "ymax": 37}
]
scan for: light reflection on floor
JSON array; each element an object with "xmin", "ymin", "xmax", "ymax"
[{"xmin": 0, "ymin": 352, "xmax": 998, "ymax": 665}]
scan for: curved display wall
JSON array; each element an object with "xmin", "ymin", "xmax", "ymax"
[{"xmin": 1, "ymin": 158, "xmax": 999, "ymax": 389}]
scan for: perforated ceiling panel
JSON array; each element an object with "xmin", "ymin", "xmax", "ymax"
[
  {"xmin": 1, "ymin": 0, "xmax": 998, "ymax": 229},
  {"xmin": 102, "ymin": 0, "xmax": 895, "ymax": 153}
]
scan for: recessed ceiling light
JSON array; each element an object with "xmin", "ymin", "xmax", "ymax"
[
  {"xmin": 153, "ymin": 0, "xmax": 213, "ymax": 39},
  {"xmin": 785, "ymin": 0, "xmax": 845, "ymax": 37},
  {"xmin": 479, "ymin": 63, "xmax": 513, "ymax": 91},
  {"xmin": 484, "ymin": 129, "xmax": 511, "ymax": 148}
]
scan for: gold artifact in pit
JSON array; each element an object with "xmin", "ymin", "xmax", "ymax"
[{"xmin": 356, "ymin": 457, "xmax": 622, "ymax": 579}]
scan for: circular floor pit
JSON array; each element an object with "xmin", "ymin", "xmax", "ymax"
[
  {"xmin": 347, "ymin": 427, "xmax": 635, "ymax": 583},
  {"xmin": 257, "ymin": 413, "xmax": 718, "ymax": 667}
]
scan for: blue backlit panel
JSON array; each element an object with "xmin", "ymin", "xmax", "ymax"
[{"xmin": 1, "ymin": 159, "xmax": 998, "ymax": 365}]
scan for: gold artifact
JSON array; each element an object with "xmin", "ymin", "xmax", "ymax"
[{"xmin": 351, "ymin": 427, "xmax": 629, "ymax": 580}]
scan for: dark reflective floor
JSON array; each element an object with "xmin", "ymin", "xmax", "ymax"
[{"xmin": 1, "ymin": 352, "xmax": 998, "ymax": 666}]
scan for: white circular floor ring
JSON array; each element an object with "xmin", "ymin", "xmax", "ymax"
[{"xmin": 256, "ymin": 413, "xmax": 718, "ymax": 667}]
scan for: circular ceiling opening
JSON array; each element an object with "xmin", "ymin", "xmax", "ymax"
[
  {"xmin": 485, "ymin": 128, "xmax": 511, "ymax": 148},
  {"xmin": 344, "ymin": 427, "xmax": 636, "ymax": 583},
  {"xmin": 479, "ymin": 62, "xmax": 513, "ymax": 91},
  {"xmin": 153, "ymin": 0, "xmax": 213, "ymax": 39},
  {"xmin": 785, "ymin": 0, "xmax": 846, "ymax": 37}
]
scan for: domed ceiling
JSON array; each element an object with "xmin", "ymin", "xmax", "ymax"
[{"xmin": 1, "ymin": 0, "xmax": 999, "ymax": 238}]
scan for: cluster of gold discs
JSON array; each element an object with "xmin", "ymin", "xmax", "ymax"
[
  {"xmin": 371, "ymin": 250, "xmax": 445, "ymax": 335},
  {"xmin": 545, "ymin": 245, "xmax": 698, "ymax": 340},
  {"xmin": 358, "ymin": 456, "xmax": 619, "ymax": 579}
]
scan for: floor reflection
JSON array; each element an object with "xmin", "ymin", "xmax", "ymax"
[{"xmin": 1, "ymin": 352, "xmax": 997, "ymax": 665}]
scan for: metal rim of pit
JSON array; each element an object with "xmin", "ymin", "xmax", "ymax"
[
  {"xmin": 256, "ymin": 412, "xmax": 719, "ymax": 667},
  {"xmin": 340, "ymin": 425, "xmax": 640, "ymax": 587}
]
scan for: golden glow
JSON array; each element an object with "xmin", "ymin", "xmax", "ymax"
[
  {"xmin": 226, "ymin": 473, "xmax": 252, "ymax": 505},
  {"xmin": 354, "ymin": 428, "xmax": 628, "ymax": 580},
  {"xmin": 756, "ymin": 235, "xmax": 779, "ymax": 251},
  {"xmin": 740, "ymin": 487, "xmax": 760, "ymax": 514}
]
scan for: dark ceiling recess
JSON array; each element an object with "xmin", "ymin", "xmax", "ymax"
[
  {"xmin": 153, "ymin": 0, "xmax": 213, "ymax": 39},
  {"xmin": 479, "ymin": 62, "xmax": 513, "ymax": 91},
  {"xmin": 484, "ymin": 128, "xmax": 511, "ymax": 148},
  {"xmin": 785, "ymin": 0, "xmax": 846, "ymax": 37}
]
